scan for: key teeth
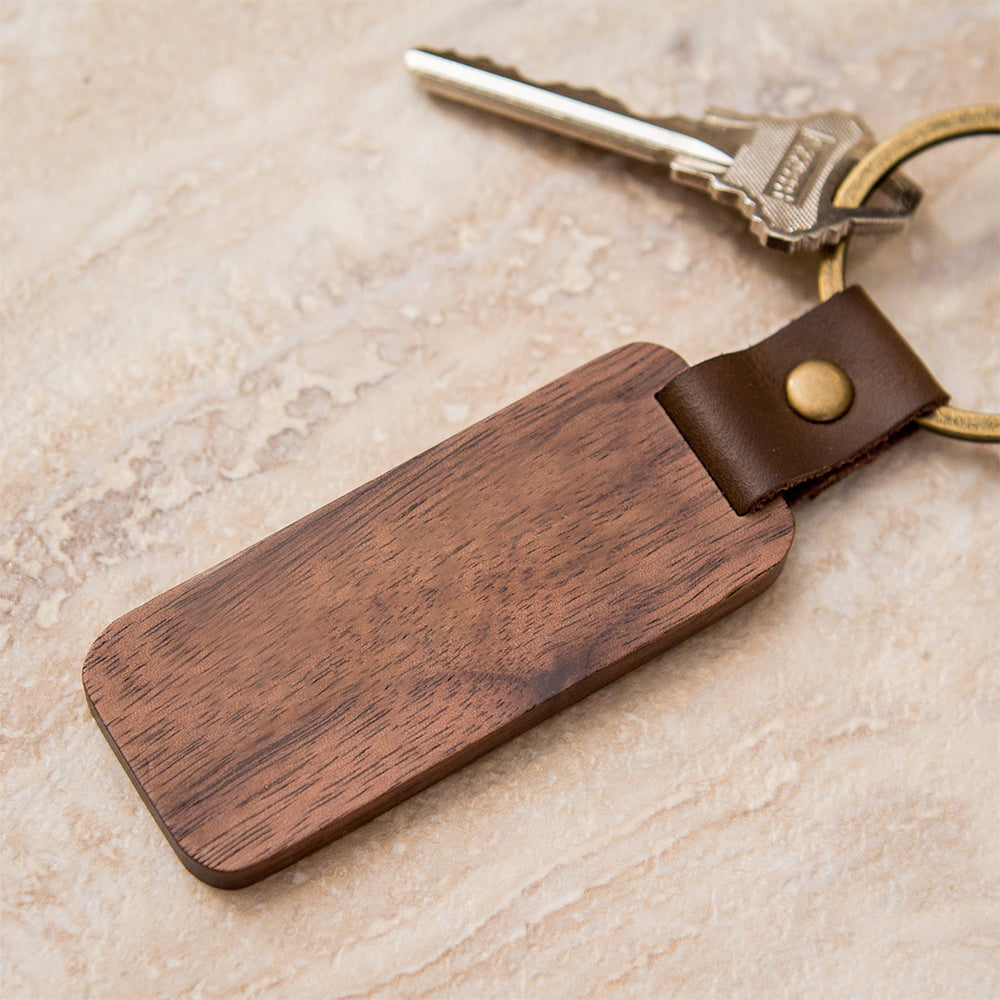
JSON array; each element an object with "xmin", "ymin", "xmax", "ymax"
[
  {"xmin": 702, "ymin": 106, "xmax": 759, "ymax": 128},
  {"xmin": 411, "ymin": 47, "xmax": 637, "ymax": 117},
  {"xmin": 412, "ymin": 47, "xmax": 524, "ymax": 83}
]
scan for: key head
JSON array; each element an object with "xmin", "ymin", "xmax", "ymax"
[{"xmin": 670, "ymin": 109, "xmax": 922, "ymax": 252}]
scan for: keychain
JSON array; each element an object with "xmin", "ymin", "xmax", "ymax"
[{"xmin": 82, "ymin": 51, "xmax": 999, "ymax": 888}]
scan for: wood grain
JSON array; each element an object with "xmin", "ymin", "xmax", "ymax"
[{"xmin": 82, "ymin": 343, "xmax": 795, "ymax": 888}]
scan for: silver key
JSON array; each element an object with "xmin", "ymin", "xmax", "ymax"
[{"xmin": 404, "ymin": 48, "xmax": 921, "ymax": 253}]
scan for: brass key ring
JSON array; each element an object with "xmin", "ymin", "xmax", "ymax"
[{"xmin": 818, "ymin": 104, "xmax": 1000, "ymax": 442}]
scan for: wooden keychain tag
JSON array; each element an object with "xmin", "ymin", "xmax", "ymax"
[{"xmin": 83, "ymin": 289, "xmax": 945, "ymax": 887}]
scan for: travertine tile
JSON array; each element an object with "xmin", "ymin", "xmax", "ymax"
[{"xmin": 2, "ymin": 2, "xmax": 997, "ymax": 997}]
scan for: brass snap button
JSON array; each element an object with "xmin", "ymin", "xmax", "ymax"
[{"xmin": 785, "ymin": 359, "xmax": 854, "ymax": 422}]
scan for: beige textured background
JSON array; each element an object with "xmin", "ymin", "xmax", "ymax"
[{"xmin": 2, "ymin": 2, "xmax": 998, "ymax": 997}]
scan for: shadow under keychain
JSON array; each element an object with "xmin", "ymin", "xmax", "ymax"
[{"xmin": 82, "ymin": 50, "xmax": 1000, "ymax": 887}]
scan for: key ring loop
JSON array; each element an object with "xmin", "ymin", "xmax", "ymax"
[{"xmin": 818, "ymin": 104, "xmax": 1000, "ymax": 442}]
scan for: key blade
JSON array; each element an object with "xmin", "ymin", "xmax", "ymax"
[{"xmin": 405, "ymin": 48, "xmax": 734, "ymax": 170}]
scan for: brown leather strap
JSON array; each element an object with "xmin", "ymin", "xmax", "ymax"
[{"xmin": 656, "ymin": 287, "xmax": 948, "ymax": 515}]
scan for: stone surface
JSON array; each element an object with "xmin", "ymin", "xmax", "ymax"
[{"xmin": 2, "ymin": 2, "xmax": 997, "ymax": 997}]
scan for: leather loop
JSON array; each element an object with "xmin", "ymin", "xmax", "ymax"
[{"xmin": 656, "ymin": 287, "xmax": 948, "ymax": 515}]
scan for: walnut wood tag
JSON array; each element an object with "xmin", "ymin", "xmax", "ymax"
[{"xmin": 83, "ymin": 343, "xmax": 794, "ymax": 888}]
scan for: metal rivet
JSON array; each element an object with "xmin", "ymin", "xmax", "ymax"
[{"xmin": 785, "ymin": 359, "xmax": 854, "ymax": 423}]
